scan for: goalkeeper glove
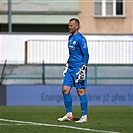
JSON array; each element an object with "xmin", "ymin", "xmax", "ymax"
[
  {"xmin": 63, "ymin": 63, "xmax": 68, "ymax": 76},
  {"xmin": 77, "ymin": 65, "xmax": 87, "ymax": 80}
]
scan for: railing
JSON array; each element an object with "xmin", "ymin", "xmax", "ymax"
[
  {"xmin": 0, "ymin": 63, "xmax": 132, "ymax": 85},
  {"xmin": 89, "ymin": 64, "xmax": 133, "ymax": 85},
  {"xmin": 24, "ymin": 40, "xmax": 132, "ymax": 64}
]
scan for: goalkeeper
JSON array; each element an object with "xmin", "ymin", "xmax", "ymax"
[{"xmin": 58, "ymin": 18, "xmax": 89, "ymax": 123}]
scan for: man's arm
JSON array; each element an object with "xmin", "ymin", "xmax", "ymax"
[{"xmin": 79, "ymin": 38, "xmax": 89, "ymax": 65}]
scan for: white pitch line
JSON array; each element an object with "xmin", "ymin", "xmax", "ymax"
[
  {"xmin": 0, "ymin": 124, "xmax": 30, "ymax": 125},
  {"xmin": 0, "ymin": 118, "xmax": 120, "ymax": 133}
]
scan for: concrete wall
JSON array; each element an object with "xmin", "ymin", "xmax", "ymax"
[{"xmin": 1, "ymin": 0, "xmax": 78, "ymax": 24}]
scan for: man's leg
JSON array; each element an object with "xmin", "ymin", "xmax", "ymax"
[
  {"xmin": 58, "ymin": 86, "xmax": 74, "ymax": 121},
  {"xmin": 76, "ymin": 88, "xmax": 88, "ymax": 123},
  {"xmin": 63, "ymin": 92, "xmax": 72, "ymax": 113},
  {"xmin": 79, "ymin": 93, "xmax": 88, "ymax": 116}
]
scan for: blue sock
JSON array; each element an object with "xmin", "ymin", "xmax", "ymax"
[
  {"xmin": 63, "ymin": 93, "xmax": 72, "ymax": 113},
  {"xmin": 79, "ymin": 94, "xmax": 88, "ymax": 116}
]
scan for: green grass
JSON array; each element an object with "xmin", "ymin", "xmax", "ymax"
[{"xmin": 0, "ymin": 106, "xmax": 132, "ymax": 133}]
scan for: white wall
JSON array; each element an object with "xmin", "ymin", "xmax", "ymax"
[
  {"xmin": 0, "ymin": 34, "xmax": 68, "ymax": 64},
  {"xmin": 0, "ymin": 34, "xmax": 132, "ymax": 64}
]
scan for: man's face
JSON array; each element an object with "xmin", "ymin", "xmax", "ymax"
[{"xmin": 68, "ymin": 20, "xmax": 78, "ymax": 34}]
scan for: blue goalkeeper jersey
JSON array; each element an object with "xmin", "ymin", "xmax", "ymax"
[{"xmin": 67, "ymin": 32, "xmax": 89, "ymax": 68}]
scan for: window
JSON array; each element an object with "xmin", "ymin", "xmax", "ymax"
[
  {"xmin": 116, "ymin": 0, "xmax": 123, "ymax": 15},
  {"xmin": 94, "ymin": 0, "xmax": 125, "ymax": 17}
]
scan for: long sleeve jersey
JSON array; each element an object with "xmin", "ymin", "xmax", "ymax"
[{"xmin": 67, "ymin": 32, "xmax": 89, "ymax": 68}]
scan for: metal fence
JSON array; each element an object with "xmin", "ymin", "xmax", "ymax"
[
  {"xmin": 24, "ymin": 40, "xmax": 132, "ymax": 64},
  {"xmin": 0, "ymin": 64, "xmax": 132, "ymax": 85}
]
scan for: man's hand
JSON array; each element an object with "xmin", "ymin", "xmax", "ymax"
[
  {"xmin": 63, "ymin": 63, "xmax": 68, "ymax": 76},
  {"xmin": 77, "ymin": 65, "xmax": 87, "ymax": 80}
]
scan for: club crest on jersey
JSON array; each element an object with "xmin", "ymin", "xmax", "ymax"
[{"xmin": 73, "ymin": 41, "xmax": 76, "ymax": 45}]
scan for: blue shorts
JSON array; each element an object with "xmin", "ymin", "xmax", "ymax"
[{"xmin": 63, "ymin": 67, "xmax": 87, "ymax": 89}]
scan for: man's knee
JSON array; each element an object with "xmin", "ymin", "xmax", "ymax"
[
  {"xmin": 62, "ymin": 86, "xmax": 71, "ymax": 94},
  {"xmin": 77, "ymin": 88, "xmax": 86, "ymax": 96}
]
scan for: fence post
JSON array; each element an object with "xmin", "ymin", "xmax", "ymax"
[
  {"xmin": 42, "ymin": 60, "xmax": 45, "ymax": 84},
  {"xmin": 25, "ymin": 41, "xmax": 28, "ymax": 64},
  {"xmin": 0, "ymin": 60, "xmax": 7, "ymax": 85},
  {"xmin": 94, "ymin": 64, "xmax": 98, "ymax": 85}
]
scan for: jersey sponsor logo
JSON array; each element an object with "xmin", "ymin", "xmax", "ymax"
[
  {"xmin": 69, "ymin": 45, "xmax": 75, "ymax": 50},
  {"xmin": 69, "ymin": 39, "xmax": 72, "ymax": 43},
  {"xmin": 68, "ymin": 40, "xmax": 76, "ymax": 50}
]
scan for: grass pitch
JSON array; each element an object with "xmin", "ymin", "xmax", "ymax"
[{"xmin": 0, "ymin": 106, "xmax": 132, "ymax": 133}]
